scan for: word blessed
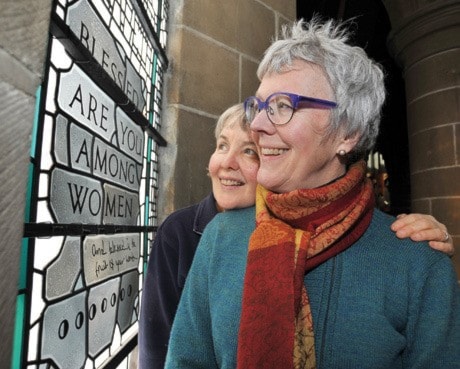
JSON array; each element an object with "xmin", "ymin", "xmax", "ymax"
[{"xmin": 67, "ymin": 0, "xmax": 146, "ymax": 111}]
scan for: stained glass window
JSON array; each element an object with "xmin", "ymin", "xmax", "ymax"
[{"xmin": 14, "ymin": 0, "xmax": 168, "ymax": 368}]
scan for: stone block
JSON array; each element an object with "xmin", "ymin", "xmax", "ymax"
[
  {"xmin": 241, "ymin": 56, "xmax": 260, "ymax": 99},
  {"xmin": 406, "ymin": 48, "xmax": 460, "ymax": 102},
  {"xmin": 183, "ymin": 0, "xmax": 277, "ymax": 60},
  {"xmin": 236, "ymin": 1, "xmax": 276, "ymax": 59},
  {"xmin": 0, "ymin": 81, "xmax": 34, "ymax": 368},
  {"xmin": 260, "ymin": 0, "xmax": 296, "ymax": 20},
  {"xmin": 411, "ymin": 166, "xmax": 460, "ymax": 198},
  {"xmin": 431, "ymin": 197, "xmax": 460, "ymax": 235},
  {"xmin": 174, "ymin": 109, "xmax": 216, "ymax": 209},
  {"xmin": 0, "ymin": 0, "xmax": 51, "ymax": 75},
  {"xmin": 410, "ymin": 125, "xmax": 455, "ymax": 172},
  {"xmin": 411, "ymin": 199, "xmax": 431, "ymax": 214},
  {"xmin": 168, "ymin": 29, "xmax": 239, "ymax": 115},
  {"xmin": 407, "ymin": 88, "xmax": 460, "ymax": 134}
]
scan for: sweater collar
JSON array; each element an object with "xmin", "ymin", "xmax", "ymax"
[{"xmin": 193, "ymin": 192, "xmax": 219, "ymax": 235}]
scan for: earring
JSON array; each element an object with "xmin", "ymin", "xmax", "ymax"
[{"xmin": 338, "ymin": 149, "xmax": 346, "ymax": 156}]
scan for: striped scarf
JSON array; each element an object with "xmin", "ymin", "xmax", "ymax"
[{"xmin": 236, "ymin": 161, "xmax": 374, "ymax": 369}]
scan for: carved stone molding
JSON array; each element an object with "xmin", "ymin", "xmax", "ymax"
[{"xmin": 384, "ymin": 0, "xmax": 460, "ymax": 69}]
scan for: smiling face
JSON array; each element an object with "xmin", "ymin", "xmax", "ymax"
[
  {"xmin": 208, "ymin": 123, "xmax": 259, "ymax": 211},
  {"xmin": 250, "ymin": 60, "xmax": 356, "ymax": 193}
]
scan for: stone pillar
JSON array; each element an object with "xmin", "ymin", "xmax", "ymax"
[{"xmin": 385, "ymin": 0, "xmax": 460, "ymax": 275}]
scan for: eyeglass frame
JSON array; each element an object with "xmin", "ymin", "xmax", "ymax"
[{"xmin": 243, "ymin": 92, "xmax": 337, "ymax": 126}]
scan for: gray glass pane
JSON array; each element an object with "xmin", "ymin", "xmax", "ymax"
[
  {"xmin": 50, "ymin": 168, "xmax": 103, "ymax": 224},
  {"xmin": 115, "ymin": 107, "xmax": 144, "ymax": 163},
  {"xmin": 117, "ymin": 270, "xmax": 138, "ymax": 333},
  {"xmin": 54, "ymin": 114, "xmax": 69, "ymax": 166},
  {"xmin": 88, "ymin": 278, "xmax": 120, "ymax": 357},
  {"xmin": 69, "ymin": 122, "xmax": 94, "ymax": 175},
  {"xmin": 103, "ymin": 183, "xmax": 139, "ymax": 225},
  {"xmin": 45, "ymin": 236, "xmax": 81, "ymax": 300},
  {"xmin": 57, "ymin": 65, "xmax": 116, "ymax": 142},
  {"xmin": 41, "ymin": 291, "xmax": 87, "ymax": 368},
  {"xmin": 93, "ymin": 137, "xmax": 141, "ymax": 191},
  {"xmin": 75, "ymin": 273, "xmax": 84, "ymax": 290},
  {"xmin": 125, "ymin": 58, "xmax": 146, "ymax": 111},
  {"xmin": 83, "ymin": 234, "xmax": 140, "ymax": 286},
  {"xmin": 67, "ymin": 0, "xmax": 146, "ymax": 111},
  {"xmin": 67, "ymin": 0, "xmax": 126, "ymax": 92}
]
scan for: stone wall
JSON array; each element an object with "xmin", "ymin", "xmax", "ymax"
[{"xmin": 0, "ymin": 0, "xmax": 52, "ymax": 365}]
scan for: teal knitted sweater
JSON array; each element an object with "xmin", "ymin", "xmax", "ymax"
[{"xmin": 165, "ymin": 207, "xmax": 460, "ymax": 368}]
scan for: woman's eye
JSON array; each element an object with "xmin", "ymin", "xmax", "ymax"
[
  {"xmin": 244, "ymin": 147, "xmax": 258, "ymax": 157},
  {"xmin": 217, "ymin": 143, "xmax": 228, "ymax": 151},
  {"xmin": 277, "ymin": 101, "xmax": 293, "ymax": 110}
]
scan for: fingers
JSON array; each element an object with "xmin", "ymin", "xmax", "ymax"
[
  {"xmin": 390, "ymin": 213, "xmax": 454, "ymax": 257},
  {"xmin": 407, "ymin": 229, "xmax": 443, "ymax": 242},
  {"xmin": 390, "ymin": 213, "xmax": 437, "ymax": 237},
  {"xmin": 428, "ymin": 240, "xmax": 455, "ymax": 257}
]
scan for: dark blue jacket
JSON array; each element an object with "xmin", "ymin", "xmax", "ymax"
[{"xmin": 138, "ymin": 193, "xmax": 218, "ymax": 369}]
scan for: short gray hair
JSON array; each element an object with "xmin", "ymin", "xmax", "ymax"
[{"xmin": 257, "ymin": 18, "xmax": 386, "ymax": 159}]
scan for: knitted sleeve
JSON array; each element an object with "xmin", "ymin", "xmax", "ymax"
[{"xmin": 403, "ymin": 254, "xmax": 460, "ymax": 367}]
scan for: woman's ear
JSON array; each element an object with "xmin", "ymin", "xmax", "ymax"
[{"xmin": 336, "ymin": 132, "xmax": 360, "ymax": 156}]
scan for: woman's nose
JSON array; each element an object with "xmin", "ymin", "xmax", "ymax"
[
  {"xmin": 221, "ymin": 151, "xmax": 239, "ymax": 169},
  {"xmin": 249, "ymin": 109, "xmax": 274, "ymax": 133}
]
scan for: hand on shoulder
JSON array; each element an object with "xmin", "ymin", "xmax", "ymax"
[{"xmin": 390, "ymin": 213, "xmax": 454, "ymax": 256}]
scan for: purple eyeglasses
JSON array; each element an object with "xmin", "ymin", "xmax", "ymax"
[{"xmin": 244, "ymin": 92, "xmax": 337, "ymax": 126}]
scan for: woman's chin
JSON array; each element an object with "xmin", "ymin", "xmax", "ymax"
[{"xmin": 257, "ymin": 173, "xmax": 282, "ymax": 193}]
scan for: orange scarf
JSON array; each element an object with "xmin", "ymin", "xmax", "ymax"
[{"xmin": 236, "ymin": 161, "xmax": 374, "ymax": 369}]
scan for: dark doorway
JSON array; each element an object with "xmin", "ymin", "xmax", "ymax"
[{"xmin": 297, "ymin": 0, "xmax": 411, "ymax": 215}]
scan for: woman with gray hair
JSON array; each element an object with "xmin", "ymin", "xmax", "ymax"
[{"xmin": 165, "ymin": 18, "xmax": 459, "ymax": 368}]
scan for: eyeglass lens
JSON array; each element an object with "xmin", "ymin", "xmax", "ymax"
[{"xmin": 245, "ymin": 94, "xmax": 294, "ymax": 125}]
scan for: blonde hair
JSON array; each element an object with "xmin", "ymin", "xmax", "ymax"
[{"xmin": 214, "ymin": 103, "xmax": 248, "ymax": 139}]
